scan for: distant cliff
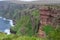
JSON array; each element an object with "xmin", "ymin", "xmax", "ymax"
[{"xmin": 0, "ymin": 1, "xmax": 38, "ymax": 20}]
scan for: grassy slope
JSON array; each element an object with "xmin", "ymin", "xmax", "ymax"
[{"xmin": 0, "ymin": 33, "xmax": 47, "ymax": 40}]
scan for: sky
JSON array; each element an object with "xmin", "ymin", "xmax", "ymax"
[
  {"xmin": 0, "ymin": 0, "xmax": 3, "ymax": 1},
  {"xmin": 20, "ymin": 0, "xmax": 37, "ymax": 1},
  {"xmin": 0, "ymin": 0, "xmax": 60, "ymax": 4},
  {"xmin": 0, "ymin": 0, "xmax": 60, "ymax": 2},
  {"xmin": 0, "ymin": 0, "xmax": 38, "ymax": 1}
]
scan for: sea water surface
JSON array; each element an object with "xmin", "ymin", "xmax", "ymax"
[{"xmin": 0, "ymin": 17, "xmax": 14, "ymax": 34}]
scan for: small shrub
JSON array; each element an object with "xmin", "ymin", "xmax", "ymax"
[
  {"xmin": 43, "ymin": 25, "xmax": 54, "ymax": 35},
  {"xmin": 47, "ymin": 26, "xmax": 60, "ymax": 40}
]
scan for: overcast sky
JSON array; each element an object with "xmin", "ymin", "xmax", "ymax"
[
  {"xmin": 0, "ymin": 0, "xmax": 60, "ymax": 2},
  {"xmin": 0, "ymin": 0, "xmax": 2, "ymax": 1},
  {"xmin": 0, "ymin": 0, "xmax": 37, "ymax": 1},
  {"xmin": 0, "ymin": 0, "xmax": 60, "ymax": 4}
]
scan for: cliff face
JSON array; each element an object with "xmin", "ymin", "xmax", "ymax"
[
  {"xmin": 40, "ymin": 6, "xmax": 60, "ymax": 28},
  {"xmin": 38, "ymin": 6, "xmax": 60, "ymax": 38}
]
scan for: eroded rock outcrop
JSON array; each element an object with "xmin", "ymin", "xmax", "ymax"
[{"xmin": 38, "ymin": 6, "xmax": 60, "ymax": 38}]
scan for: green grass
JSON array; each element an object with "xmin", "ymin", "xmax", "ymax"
[{"xmin": 0, "ymin": 33, "xmax": 46, "ymax": 40}]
